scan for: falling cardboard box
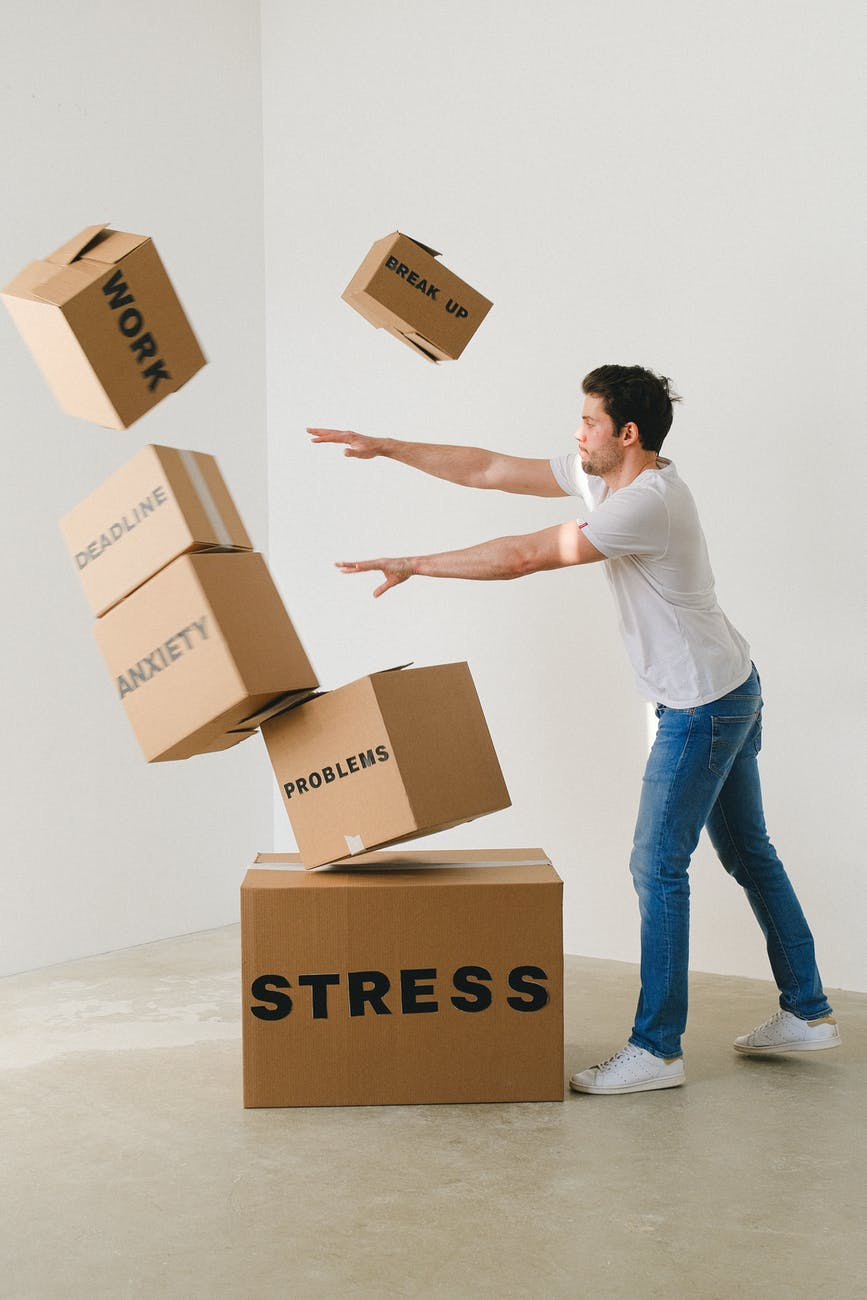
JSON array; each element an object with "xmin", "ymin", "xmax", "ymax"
[
  {"xmin": 261, "ymin": 663, "xmax": 511, "ymax": 867},
  {"xmin": 93, "ymin": 550, "xmax": 317, "ymax": 762},
  {"xmin": 241, "ymin": 849, "xmax": 564, "ymax": 1107},
  {"xmin": 1, "ymin": 224, "xmax": 206, "ymax": 428},
  {"xmin": 60, "ymin": 444, "xmax": 253, "ymax": 617},
  {"xmin": 342, "ymin": 231, "xmax": 492, "ymax": 362}
]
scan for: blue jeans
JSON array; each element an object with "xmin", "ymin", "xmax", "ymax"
[{"xmin": 628, "ymin": 665, "xmax": 832, "ymax": 1059}]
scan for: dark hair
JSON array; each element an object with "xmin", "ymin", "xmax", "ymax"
[{"xmin": 582, "ymin": 365, "xmax": 681, "ymax": 453}]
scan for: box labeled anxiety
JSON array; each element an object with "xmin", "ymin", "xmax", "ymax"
[
  {"xmin": 93, "ymin": 551, "xmax": 317, "ymax": 762},
  {"xmin": 2, "ymin": 223, "xmax": 205, "ymax": 428},
  {"xmin": 342, "ymin": 232, "xmax": 492, "ymax": 362},
  {"xmin": 262, "ymin": 663, "xmax": 510, "ymax": 867},
  {"xmin": 241, "ymin": 849, "xmax": 564, "ymax": 1107}
]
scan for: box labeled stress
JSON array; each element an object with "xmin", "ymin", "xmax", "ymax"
[{"xmin": 241, "ymin": 849, "xmax": 564, "ymax": 1107}]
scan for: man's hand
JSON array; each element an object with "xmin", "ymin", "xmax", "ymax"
[
  {"xmin": 336, "ymin": 557, "xmax": 414, "ymax": 598},
  {"xmin": 308, "ymin": 428, "xmax": 384, "ymax": 459}
]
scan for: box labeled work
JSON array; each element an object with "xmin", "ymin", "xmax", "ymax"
[
  {"xmin": 342, "ymin": 231, "xmax": 492, "ymax": 362},
  {"xmin": 242, "ymin": 849, "xmax": 564, "ymax": 1107},
  {"xmin": 2, "ymin": 224, "xmax": 206, "ymax": 428},
  {"xmin": 93, "ymin": 551, "xmax": 317, "ymax": 761},
  {"xmin": 60, "ymin": 444, "xmax": 253, "ymax": 617},
  {"xmin": 261, "ymin": 663, "xmax": 511, "ymax": 867}
]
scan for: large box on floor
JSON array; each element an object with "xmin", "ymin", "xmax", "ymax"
[
  {"xmin": 261, "ymin": 663, "xmax": 511, "ymax": 867},
  {"xmin": 93, "ymin": 550, "xmax": 317, "ymax": 761},
  {"xmin": 60, "ymin": 444, "xmax": 253, "ymax": 617},
  {"xmin": 1, "ymin": 224, "xmax": 206, "ymax": 428},
  {"xmin": 342, "ymin": 231, "xmax": 492, "ymax": 362},
  {"xmin": 241, "ymin": 849, "xmax": 564, "ymax": 1107}
]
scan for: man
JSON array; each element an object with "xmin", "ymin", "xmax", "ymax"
[{"xmin": 309, "ymin": 363, "xmax": 838, "ymax": 1095}]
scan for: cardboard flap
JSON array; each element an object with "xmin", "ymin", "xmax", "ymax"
[
  {"xmin": 395, "ymin": 328, "xmax": 442, "ymax": 363},
  {"xmin": 32, "ymin": 260, "xmax": 109, "ymax": 305},
  {"xmin": 47, "ymin": 224, "xmax": 110, "ymax": 266},
  {"xmin": 401, "ymin": 233, "xmax": 441, "ymax": 258},
  {"xmin": 81, "ymin": 229, "xmax": 149, "ymax": 264},
  {"xmin": 239, "ymin": 687, "xmax": 322, "ymax": 729},
  {"xmin": 370, "ymin": 662, "xmax": 413, "ymax": 678}
]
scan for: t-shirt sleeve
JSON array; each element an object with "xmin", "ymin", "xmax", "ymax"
[
  {"xmin": 581, "ymin": 483, "xmax": 670, "ymax": 560},
  {"xmin": 549, "ymin": 453, "xmax": 605, "ymax": 511}
]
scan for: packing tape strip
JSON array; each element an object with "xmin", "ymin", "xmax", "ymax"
[
  {"xmin": 179, "ymin": 449, "xmax": 233, "ymax": 547},
  {"xmin": 344, "ymin": 834, "xmax": 366, "ymax": 856}
]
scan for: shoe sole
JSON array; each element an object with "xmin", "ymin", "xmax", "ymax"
[
  {"xmin": 734, "ymin": 1036, "xmax": 841, "ymax": 1055},
  {"xmin": 569, "ymin": 1074, "xmax": 685, "ymax": 1095}
]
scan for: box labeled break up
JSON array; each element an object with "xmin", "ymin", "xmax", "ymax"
[
  {"xmin": 93, "ymin": 551, "xmax": 317, "ymax": 761},
  {"xmin": 261, "ymin": 663, "xmax": 511, "ymax": 867},
  {"xmin": 60, "ymin": 444, "xmax": 253, "ymax": 617},
  {"xmin": 2, "ymin": 224, "xmax": 206, "ymax": 428},
  {"xmin": 241, "ymin": 849, "xmax": 564, "ymax": 1107},
  {"xmin": 342, "ymin": 232, "xmax": 492, "ymax": 362}
]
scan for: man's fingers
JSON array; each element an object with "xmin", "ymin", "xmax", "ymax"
[
  {"xmin": 336, "ymin": 559, "xmax": 410, "ymax": 598},
  {"xmin": 308, "ymin": 427, "xmax": 352, "ymax": 443}
]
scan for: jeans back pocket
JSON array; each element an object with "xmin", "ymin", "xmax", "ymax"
[{"xmin": 709, "ymin": 712, "xmax": 760, "ymax": 778}]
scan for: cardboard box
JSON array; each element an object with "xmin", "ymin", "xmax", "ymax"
[
  {"xmin": 93, "ymin": 550, "xmax": 317, "ymax": 761},
  {"xmin": 241, "ymin": 849, "xmax": 564, "ymax": 1107},
  {"xmin": 261, "ymin": 663, "xmax": 511, "ymax": 867},
  {"xmin": 60, "ymin": 444, "xmax": 253, "ymax": 617},
  {"xmin": 342, "ymin": 232, "xmax": 492, "ymax": 362},
  {"xmin": 2, "ymin": 224, "xmax": 206, "ymax": 428}
]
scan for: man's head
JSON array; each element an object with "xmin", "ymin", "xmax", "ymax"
[{"xmin": 581, "ymin": 365, "xmax": 680, "ymax": 453}]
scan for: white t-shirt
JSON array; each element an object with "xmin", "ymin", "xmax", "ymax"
[{"xmin": 549, "ymin": 453, "xmax": 751, "ymax": 708}]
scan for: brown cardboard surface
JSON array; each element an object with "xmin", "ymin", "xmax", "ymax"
[
  {"xmin": 261, "ymin": 663, "xmax": 511, "ymax": 867},
  {"xmin": 241, "ymin": 851, "xmax": 564, "ymax": 1107},
  {"xmin": 1, "ymin": 225, "xmax": 206, "ymax": 428},
  {"xmin": 93, "ymin": 551, "xmax": 317, "ymax": 761},
  {"xmin": 342, "ymin": 232, "xmax": 492, "ymax": 362},
  {"xmin": 60, "ymin": 444, "xmax": 254, "ymax": 617}
]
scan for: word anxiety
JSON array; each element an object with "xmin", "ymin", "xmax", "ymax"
[{"xmin": 116, "ymin": 618, "xmax": 209, "ymax": 699}]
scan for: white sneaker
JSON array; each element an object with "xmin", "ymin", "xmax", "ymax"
[
  {"xmin": 734, "ymin": 1009, "xmax": 841, "ymax": 1054},
  {"xmin": 569, "ymin": 1043, "xmax": 685, "ymax": 1095}
]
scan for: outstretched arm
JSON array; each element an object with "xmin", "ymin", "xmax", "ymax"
[
  {"xmin": 308, "ymin": 428, "xmax": 567, "ymax": 497},
  {"xmin": 336, "ymin": 521, "xmax": 604, "ymax": 597}
]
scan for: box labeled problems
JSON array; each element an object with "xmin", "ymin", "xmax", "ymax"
[
  {"xmin": 93, "ymin": 550, "xmax": 317, "ymax": 761},
  {"xmin": 342, "ymin": 232, "xmax": 492, "ymax": 362},
  {"xmin": 261, "ymin": 663, "xmax": 510, "ymax": 867},
  {"xmin": 60, "ymin": 444, "xmax": 252, "ymax": 617},
  {"xmin": 2, "ymin": 224, "xmax": 206, "ymax": 428},
  {"xmin": 241, "ymin": 849, "xmax": 564, "ymax": 1107}
]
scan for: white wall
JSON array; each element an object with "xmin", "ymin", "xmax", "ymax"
[
  {"xmin": 262, "ymin": 0, "xmax": 866, "ymax": 992},
  {"xmin": 0, "ymin": 2, "xmax": 272, "ymax": 976}
]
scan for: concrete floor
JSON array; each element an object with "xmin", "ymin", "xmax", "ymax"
[{"xmin": 1, "ymin": 929, "xmax": 864, "ymax": 1300}]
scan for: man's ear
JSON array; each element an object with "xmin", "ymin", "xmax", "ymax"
[{"xmin": 620, "ymin": 421, "xmax": 641, "ymax": 447}]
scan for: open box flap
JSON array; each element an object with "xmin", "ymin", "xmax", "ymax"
[
  {"xmin": 47, "ymin": 224, "xmax": 111, "ymax": 266},
  {"xmin": 398, "ymin": 232, "xmax": 442, "ymax": 259},
  {"xmin": 237, "ymin": 687, "xmax": 322, "ymax": 730},
  {"xmin": 255, "ymin": 664, "xmax": 414, "ymax": 728},
  {"xmin": 47, "ymin": 224, "xmax": 148, "ymax": 268}
]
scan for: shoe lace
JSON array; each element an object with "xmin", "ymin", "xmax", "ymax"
[{"xmin": 595, "ymin": 1044, "xmax": 640, "ymax": 1070}]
